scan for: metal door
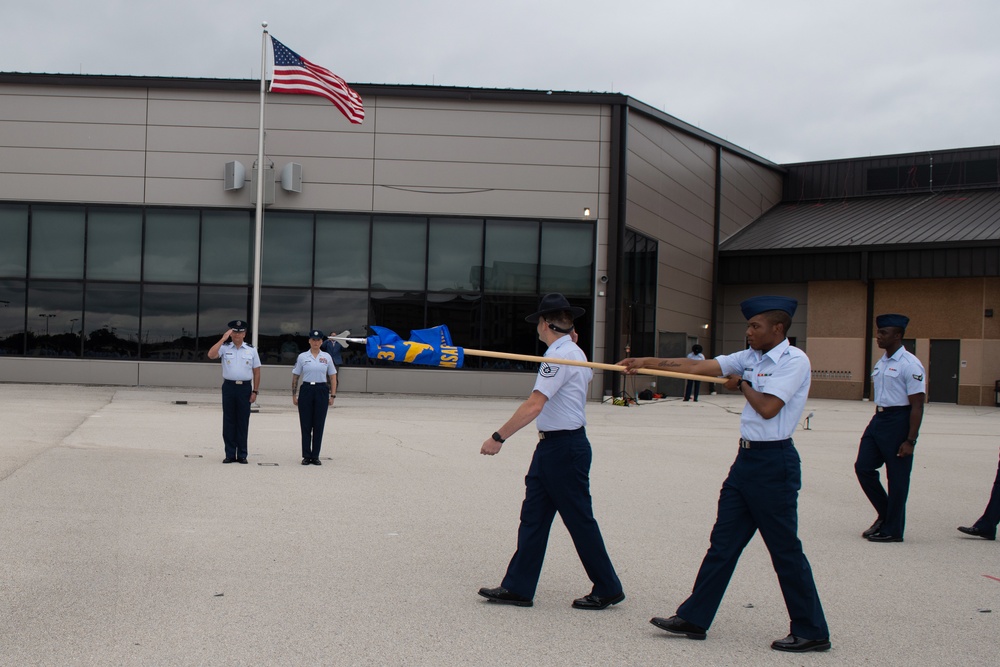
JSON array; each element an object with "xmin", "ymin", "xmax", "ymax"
[{"xmin": 928, "ymin": 339, "xmax": 960, "ymax": 403}]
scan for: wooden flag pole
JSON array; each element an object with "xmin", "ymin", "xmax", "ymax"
[
  {"xmin": 459, "ymin": 348, "xmax": 727, "ymax": 384},
  {"xmin": 329, "ymin": 335, "xmax": 727, "ymax": 384}
]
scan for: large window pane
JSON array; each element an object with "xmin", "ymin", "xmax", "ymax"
[
  {"xmin": 201, "ymin": 211, "xmax": 251, "ymax": 285},
  {"xmin": 27, "ymin": 281, "xmax": 83, "ymax": 357},
  {"xmin": 426, "ymin": 292, "xmax": 482, "ymax": 368},
  {"xmin": 484, "ymin": 220, "xmax": 538, "ymax": 294},
  {"xmin": 315, "ymin": 214, "xmax": 370, "ymax": 288},
  {"xmin": 258, "ymin": 287, "xmax": 312, "ymax": 364},
  {"xmin": 371, "ymin": 216, "xmax": 426, "ymax": 290},
  {"xmin": 141, "ymin": 284, "xmax": 197, "ymax": 360},
  {"xmin": 83, "ymin": 283, "xmax": 139, "ymax": 359},
  {"xmin": 262, "ymin": 212, "xmax": 313, "ymax": 287},
  {"xmin": 312, "ymin": 289, "xmax": 369, "ymax": 366},
  {"xmin": 540, "ymin": 221, "xmax": 594, "ymax": 297},
  {"xmin": 369, "ymin": 291, "xmax": 426, "ymax": 362},
  {"xmin": 30, "ymin": 207, "xmax": 85, "ymax": 279},
  {"xmin": 0, "ymin": 280, "xmax": 26, "ymax": 355},
  {"xmin": 479, "ymin": 295, "xmax": 543, "ymax": 369},
  {"xmin": 87, "ymin": 209, "xmax": 142, "ymax": 281},
  {"xmin": 428, "ymin": 218, "xmax": 483, "ymax": 292},
  {"xmin": 197, "ymin": 285, "xmax": 249, "ymax": 360},
  {"xmin": 145, "ymin": 210, "xmax": 200, "ymax": 283},
  {"xmin": 0, "ymin": 205, "xmax": 28, "ymax": 278}
]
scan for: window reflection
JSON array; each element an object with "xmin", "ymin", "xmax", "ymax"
[
  {"xmin": 312, "ymin": 289, "xmax": 368, "ymax": 366},
  {"xmin": 427, "ymin": 292, "xmax": 482, "ymax": 368},
  {"xmin": 372, "ymin": 216, "xmax": 426, "ymax": 290},
  {"xmin": 315, "ymin": 214, "xmax": 370, "ymax": 288},
  {"xmin": 0, "ymin": 280, "xmax": 26, "ymax": 355},
  {"xmin": 201, "ymin": 211, "xmax": 251, "ymax": 285},
  {"xmin": 141, "ymin": 284, "xmax": 197, "ymax": 360},
  {"xmin": 258, "ymin": 287, "xmax": 312, "ymax": 364},
  {"xmin": 27, "ymin": 281, "xmax": 83, "ymax": 357},
  {"xmin": 145, "ymin": 210, "xmax": 199, "ymax": 283},
  {"xmin": 540, "ymin": 221, "xmax": 593, "ymax": 297},
  {"xmin": 428, "ymin": 218, "xmax": 483, "ymax": 292},
  {"xmin": 83, "ymin": 283, "xmax": 140, "ymax": 358},
  {"xmin": 369, "ymin": 291, "xmax": 426, "ymax": 367},
  {"xmin": 197, "ymin": 285, "xmax": 249, "ymax": 360},
  {"xmin": 263, "ymin": 212, "xmax": 313, "ymax": 287},
  {"xmin": 87, "ymin": 209, "xmax": 142, "ymax": 281},
  {"xmin": 485, "ymin": 220, "xmax": 538, "ymax": 293},
  {"xmin": 30, "ymin": 207, "xmax": 85, "ymax": 279},
  {"xmin": 0, "ymin": 205, "xmax": 28, "ymax": 278}
]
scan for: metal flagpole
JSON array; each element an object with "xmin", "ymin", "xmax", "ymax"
[{"xmin": 250, "ymin": 21, "xmax": 269, "ymax": 349}]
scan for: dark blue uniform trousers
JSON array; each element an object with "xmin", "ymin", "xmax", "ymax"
[
  {"xmin": 500, "ymin": 429, "xmax": 622, "ymax": 600},
  {"xmin": 298, "ymin": 383, "xmax": 330, "ymax": 460},
  {"xmin": 973, "ymin": 452, "xmax": 1000, "ymax": 536},
  {"xmin": 221, "ymin": 381, "xmax": 252, "ymax": 459},
  {"xmin": 855, "ymin": 408, "xmax": 913, "ymax": 538},
  {"xmin": 677, "ymin": 445, "xmax": 829, "ymax": 640}
]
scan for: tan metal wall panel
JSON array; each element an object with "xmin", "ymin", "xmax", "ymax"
[
  {"xmin": 0, "ymin": 146, "xmax": 145, "ymax": 177},
  {"xmin": 373, "ymin": 133, "xmax": 599, "ymax": 167},
  {"xmin": 0, "ymin": 121, "xmax": 146, "ymax": 151},
  {"xmin": 0, "ymin": 90, "xmax": 146, "ymax": 124},
  {"xmin": 719, "ymin": 153, "xmax": 783, "ymax": 240},
  {"xmin": 375, "ymin": 104, "xmax": 603, "ymax": 141},
  {"xmin": 0, "ymin": 173, "xmax": 145, "ymax": 204},
  {"xmin": 374, "ymin": 159, "xmax": 600, "ymax": 193}
]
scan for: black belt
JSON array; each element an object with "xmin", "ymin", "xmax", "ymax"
[
  {"xmin": 538, "ymin": 426, "xmax": 585, "ymax": 440},
  {"xmin": 876, "ymin": 405, "xmax": 909, "ymax": 413},
  {"xmin": 304, "ymin": 382, "xmax": 326, "ymax": 386},
  {"xmin": 739, "ymin": 438, "xmax": 793, "ymax": 450},
  {"xmin": 223, "ymin": 379, "xmax": 251, "ymax": 385}
]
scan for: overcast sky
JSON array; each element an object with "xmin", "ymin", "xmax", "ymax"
[{"xmin": 8, "ymin": 1, "xmax": 999, "ymax": 164}]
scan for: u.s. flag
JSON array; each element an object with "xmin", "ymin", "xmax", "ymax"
[
  {"xmin": 366, "ymin": 325, "xmax": 464, "ymax": 368},
  {"xmin": 269, "ymin": 36, "xmax": 365, "ymax": 124}
]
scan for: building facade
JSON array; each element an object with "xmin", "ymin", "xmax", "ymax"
[{"xmin": 0, "ymin": 74, "xmax": 778, "ymax": 398}]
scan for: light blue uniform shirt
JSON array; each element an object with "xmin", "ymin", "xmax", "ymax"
[
  {"xmin": 292, "ymin": 351, "xmax": 336, "ymax": 383},
  {"xmin": 533, "ymin": 335, "xmax": 591, "ymax": 432},
  {"xmin": 220, "ymin": 342, "xmax": 261, "ymax": 381},
  {"xmin": 716, "ymin": 338, "xmax": 810, "ymax": 441},
  {"xmin": 872, "ymin": 346, "xmax": 926, "ymax": 407}
]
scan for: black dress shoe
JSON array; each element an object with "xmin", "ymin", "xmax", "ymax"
[
  {"xmin": 311, "ymin": 458, "xmax": 322, "ymax": 465},
  {"xmin": 237, "ymin": 458, "xmax": 248, "ymax": 464},
  {"xmin": 223, "ymin": 457, "xmax": 236, "ymax": 464},
  {"xmin": 572, "ymin": 591, "xmax": 625, "ymax": 610},
  {"xmin": 958, "ymin": 525, "xmax": 997, "ymax": 540},
  {"xmin": 478, "ymin": 586, "xmax": 533, "ymax": 607},
  {"xmin": 302, "ymin": 458, "xmax": 311, "ymax": 465},
  {"xmin": 867, "ymin": 532, "xmax": 903, "ymax": 542},
  {"xmin": 771, "ymin": 634, "xmax": 831, "ymax": 652},
  {"xmin": 649, "ymin": 615, "xmax": 707, "ymax": 640},
  {"xmin": 862, "ymin": 518, "xmax": 884, "ymax": 538}
]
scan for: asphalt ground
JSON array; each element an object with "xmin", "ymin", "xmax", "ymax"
[{"xmin": 0, "ymin": 383, "xmax": 997, "ymax": 666}]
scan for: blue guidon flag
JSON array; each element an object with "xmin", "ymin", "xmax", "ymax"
[{"xmin": 366, "ymin": 325, "xmax": 464, "ymax": 368}]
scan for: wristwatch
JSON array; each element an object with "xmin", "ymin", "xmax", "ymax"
[
  {"xmin": 491, "ymin": 431, "xmax": 505, "ymax": 444},
  {"xmin": 736, "ymin": 378, "xmax": 749, "ymax": 391}
]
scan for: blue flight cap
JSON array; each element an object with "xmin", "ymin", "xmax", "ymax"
[
  {"xmin": 740, "ymin": 296, "xmax": 798, "ymax": 320},
  {"xmin": 309, "ymin": 329, "xmax": 325, "ymax": 339},
  {"xmin": 228, "ymin": 320, "xmax": 248, "ymax": 332},
  {"xmin": 876, "ymin": 313, "xmax": 909, "ymax": 330}
]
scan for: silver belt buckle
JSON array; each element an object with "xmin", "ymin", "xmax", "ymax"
[
  {"xmin": 739, "ymin": 438, "xmax": 750, "ymax": 449},
  {"xmin": 235, "ymin": 380, "xmax": 244, "ymax": 385},
  {"xmin": 538, "ymin": 431, "xmax": 546, "ymax": 440},
  {"xmin": 308, "ymin": 382, "xmax": 318, "ymax": 385},
  {"xmin": 876, "ymin": 406, "xmax": 885, "ymax": 413}
]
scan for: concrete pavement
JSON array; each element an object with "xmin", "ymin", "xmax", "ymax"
[{"xmin": 0, "ymin": 383, "xmax": 997, "ymax": 666}]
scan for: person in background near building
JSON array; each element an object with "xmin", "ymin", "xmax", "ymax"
[
  {"xmin": 478, "ymin": 293, "xmax": 624, "ymax": 611},
  {"xmin": 683, "ymin": 344, "xmax": 705, "ymax": 402},
  {"xmin": 321, "ymin": 331, "xmax": 345, "ymax": 368},
  {"xmin": 855, "ymin": 314, "xmax": 925, "ymax": 543},
  {"xmin": 957, "ymin": 447, "xmax": 999, "ymax": 540},
  {"xmin": 208, "ymin": 320, "xmax": 261, "ymax": 464},
  {"xmin": 619, "ymin": 296, "xmax": 830, "ymax": 653},
  {"xmin": 292, "ymin": 330, "xmax": 337, "ymax": 465}
]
